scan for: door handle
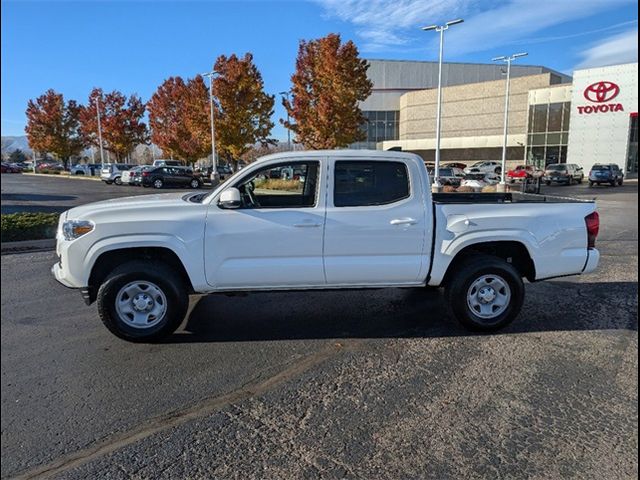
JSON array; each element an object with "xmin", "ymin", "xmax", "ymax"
[
  {"xmin": 293, "ymin": 222, "xmax": 322, "ymax": 228},
  {"xmin": 390, "ymin": 218, "xmax": 417, "ymax": 226}
]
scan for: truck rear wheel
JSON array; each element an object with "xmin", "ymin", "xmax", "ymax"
[
  {"xmin": 445, "ymin": 255, "xmax": 524, "ymax": 331},
  {"xmin": 96, "ymin": 260, "xmax": 188, "ymax": 342}
]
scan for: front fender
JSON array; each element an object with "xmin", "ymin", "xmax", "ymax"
[{"xmin": 80, "ymin": 234, "xmax": 207, "ymax": 290}]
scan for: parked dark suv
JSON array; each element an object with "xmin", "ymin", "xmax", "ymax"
[
  {"xmin": 543, "ymin": 163, "xmax": 584, "ymax": 185},
  {"xmin": 589, "ymin": 163, "xmax": 624, "ymax": 187},
  {"xmin": 141, "ymin": 166, "xmax": 202, "ymax": 189}
]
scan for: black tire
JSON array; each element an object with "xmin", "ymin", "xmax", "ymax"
[
  {"xmin": 114, "ymin": 176, "xmax": 122, "ymax": 185},
  {"xmin": 588, "ymin": 181, "xmax": 594, "ymax": 187},
  {"xmin": 104, "ymin": 180, "xmax": 113, "ymax": 185},
  {"xmin": 610, "ymin": 180, "xmax": 616, "ymax": 187},
  {"xmin": 545, "ymin": 180, "xmax": 551, "ymax": 186},
  {"xmin": 189, "ymin": 178, "xmax": 201, "ymax": 189},
  {"xmin": 153, "ymin": 178, "xmax": 164, "ymax": 189},
  {"xmin": 578, "ymin": 175, "xmax": 584, "ymax": 184},
  {"xmin": 618, "ymin": 178, "xmax": 624, "ymax": 186},
  {"xmin": 96, "ymin": 260, "xmax": 188, "ymax": 342},
  {"xmin": 445, "ymin": 255, "xmax": 524, "ymax": 331}
]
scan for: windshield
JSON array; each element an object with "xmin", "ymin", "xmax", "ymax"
[
  {"xmin": 547, "ymin": 164, "xmax": 567, "ymax": 171},
  {"xmin": 592, "ymin": 165, "xmax": 611, "ymax": 171}
]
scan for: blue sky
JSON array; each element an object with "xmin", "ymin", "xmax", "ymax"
[{"xmin": 1, "ymin": 0, "xmax": 638, "ymax": 139}]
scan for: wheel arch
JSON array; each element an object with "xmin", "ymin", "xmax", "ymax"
[
  {"xmin": 439, "ymin": 240, "xmax": 536, "ymax": 286},
  {"xmin": 87, "ymin": 246, "xmax": 194, "ymax": 304}
]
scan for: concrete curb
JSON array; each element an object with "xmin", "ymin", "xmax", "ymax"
[
  {"xmin": 1, "ymin": 238, "xmax": 56, "ymax": 255},
  {"xmin": 22, "ymin": 173, "xmax": 102, "ymax": 181}
]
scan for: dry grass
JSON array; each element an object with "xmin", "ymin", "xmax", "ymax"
[{"xmin": 254, "ymin": 178, "xmax": 301, "ymax": 192}]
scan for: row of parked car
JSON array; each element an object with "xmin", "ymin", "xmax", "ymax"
[
  {"xmin": 92, "ymin": 160, "xmax": 237, "ymax": 189},
  {"xmin": 428, "ymin": 160, "xmax": 626, "ymax": 189}
]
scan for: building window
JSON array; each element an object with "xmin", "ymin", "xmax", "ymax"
[
  {"xmin": 527, "ymin": 101, "xmax": 571, "ymax": 168},
  {"xmin": 352, "ymin": 110, "xmax": 400, "ymax": 149}
]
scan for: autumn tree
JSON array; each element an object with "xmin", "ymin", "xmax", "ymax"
[
  {"xmin": 79, "ymin": 88, "xmax": 148, "ymax": 162},
  {"xmin": 283, "ymin": 33, "xmax": 372, "ymax": 149},
  {"xmin": 147, "ymin": 76, "xmax": 210, "ymax": 165},
  {"xmin": 213, "ymin": 53, "xmax": 275, "ymax": 168},
  {"xmin": 25, "ymin": 89, "xmax": 84, "ymax": 168}
]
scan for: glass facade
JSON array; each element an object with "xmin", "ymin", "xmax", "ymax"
[
  {"xmin": 526, "ymin": 102, "xmax": 571, "ymax": 168},
  {"xmin": 627, "ymin": 114, "xmax": 638, "ymax": 174},
  {"xmin": 351, "ymin": 111, "xmax": 400, "ymax": 149}
]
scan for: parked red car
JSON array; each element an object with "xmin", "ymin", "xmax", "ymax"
[{"xmin": 507, "ymin": 165, "xmax": 543, "ymax": 183}]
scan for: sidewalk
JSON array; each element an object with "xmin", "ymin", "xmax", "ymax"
[
  {"xmin": 22, "ymin": 173, "xmax": 101, "ymax": 181},
  {"xmin": 1, "ymin": 238, "xmax": 56, "ymax": 255}
]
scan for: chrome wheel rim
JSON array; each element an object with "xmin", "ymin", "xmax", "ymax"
[
  {"xmin": 154, "ymin": 179, "xmax": 163, "ymax": 188},
  {"xmin": 191, "ymin": 179, "xmax": 199, "ymax": 188},
  {"xmin": 115, "ymin": 281, "xmax": 167, "ymax": 329},
  {"xmin": 467, "ymin": 274, "xmax": 511, "ymax": 321}
]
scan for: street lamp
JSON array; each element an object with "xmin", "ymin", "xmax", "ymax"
[
  {"xmin": 422, "ymin": 18, "xmax": 464, "ymax": 193},
  {"xmin": 279, "ymin": 91, "xmax": 292, "ymax": 151},
  {"xmin": 95, "ymin": 97, "xmax": 105, "ymax": 167},
  {"xmin": 493, "ymin": 52, "xmax": 528, "ymax": 192},
  {"xmin": 202, "ymin": 70, "xmax": 220, "ymax": 186}
]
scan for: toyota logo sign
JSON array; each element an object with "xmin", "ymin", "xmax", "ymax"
[{"xmin": 584, "ymin": 81, "xmax": 620, "ymax": 103}]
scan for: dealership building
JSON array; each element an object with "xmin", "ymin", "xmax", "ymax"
[{"xmin": 357, "ymin": 59, "xmax": 638, "ymax": 175}]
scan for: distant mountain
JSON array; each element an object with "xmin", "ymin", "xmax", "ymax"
[{"xmin": 1, "ymin": 136, "xmax": 31, "ymax": 155}]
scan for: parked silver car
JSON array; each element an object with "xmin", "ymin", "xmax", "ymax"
[
  {"xmin": 70, "ymin": 164, "xmax": 100, "ymax": 176},
  {"xmin": 100, "ymin": 163, "xmax": 132, "ymax": 185}
]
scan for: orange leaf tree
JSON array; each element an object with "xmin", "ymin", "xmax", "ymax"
[
  {"xmin": 79, "ymin": 88, "xmax": 148, "ymax": 162},
  {"xmin": 147, "ymin": 76, "xmax": 211, "ymax": 165},
  {"xmin": 283, "ymin": 33, "xmax": 372, "ymax": 149},
  {"xmin": 25, "ymin": 89, "xmax": 84, "ymax": 168},
  {"xmin": 213, "ymin": 53, "xmax": 275, "ymax": 168}
]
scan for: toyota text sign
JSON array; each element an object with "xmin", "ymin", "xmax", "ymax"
[{"xmin": 578, "ymin": 81, "xmax": 624, "ymax": 114}]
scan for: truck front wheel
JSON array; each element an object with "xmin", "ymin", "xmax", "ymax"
[
  {"xmin": 445, "ymin": 255, "xmax": 524, "ymax": 331},
  {"xmin": 96, "ymin": 260, "xmax": 188, "ymax": 342}
]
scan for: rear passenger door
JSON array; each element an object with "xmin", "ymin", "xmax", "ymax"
[{"xmin": 323, "ymin": 158, "xmax": 427, "ymax": 286}]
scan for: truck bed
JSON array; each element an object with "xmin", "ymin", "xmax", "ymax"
[{"xmin": 432, "ymin": 192, "xmax": 594, "ymax": 204}]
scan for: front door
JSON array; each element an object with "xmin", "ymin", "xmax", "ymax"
[
  {"xmin": 205, "ymin": 160, "xmax": 325, "ymax": 289},
  {"xmin": 323, "ymin": 158, "xmax": 427, "ymax": 286}
]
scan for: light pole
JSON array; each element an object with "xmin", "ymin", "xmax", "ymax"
[
  {"xmin": 202, "ymin": 70, "xmax": 220, "ymax": 186},
  {"xmin": 279, "ymin": 91, "xmax": 292, "ymax": 150},
  {"xmin": 95, "ymin": 97, "xmax": 105, "ymax": 167},
  {"xmin": 493, "ymin": 52, "xmax": 528, "ymax": 192},
  {"xmin": 422, "ymin": 18, "xmax": 463, "ymax": 193}
]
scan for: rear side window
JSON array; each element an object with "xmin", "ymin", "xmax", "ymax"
[{"xmin": 334, "ymin": 161, "xmax": 409, "ymax": 207}]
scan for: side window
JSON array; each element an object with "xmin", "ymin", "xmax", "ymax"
[
  {"xmin": 235, "ymin": 162, "xmax": 319, "ymax": 209},
  {"xmin": 334, "ymin": 161, "xmax": 410, "ymax": 207}
]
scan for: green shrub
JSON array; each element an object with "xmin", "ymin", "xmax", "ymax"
[{"xmin": 1, "ymin": 212, "xmax": 60, "ymax": 242}]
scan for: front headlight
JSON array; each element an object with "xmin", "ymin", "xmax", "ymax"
[{"xmin": 62, "ymin": 220, "xmax": 94, "ymax": 241}]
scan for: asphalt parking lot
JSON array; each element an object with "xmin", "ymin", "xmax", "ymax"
[
  {"xmin": 1, "ymin": 174, "xmax": 638, "ymax": 479},
  {"xmin": 1, "ymin": 173, "xmax": 199, "ymax": 214}
]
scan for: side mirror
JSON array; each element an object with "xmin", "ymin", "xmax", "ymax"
[{"xmin": 218, "ymin": 187, "xmax": 241, "ymax": 209}]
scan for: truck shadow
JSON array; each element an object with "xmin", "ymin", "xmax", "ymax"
[{"xmin": 164, "ymin": 280, "xmax": 638, "ymax": 343}]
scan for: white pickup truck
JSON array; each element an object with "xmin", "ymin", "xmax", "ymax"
[{"xmin": 52, "ymin": 150, "xmax": 600, "ymax": 342}]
